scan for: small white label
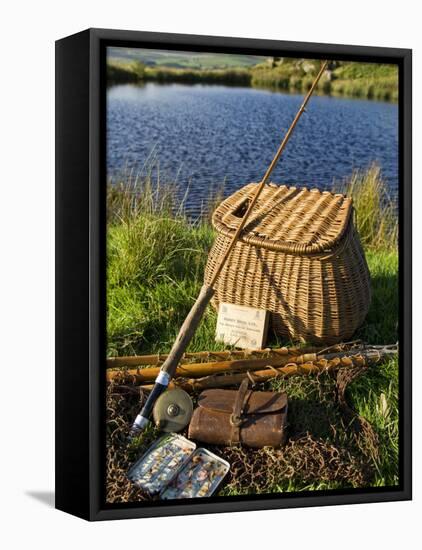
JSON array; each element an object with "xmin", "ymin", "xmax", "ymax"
[{"xmin": 215, "ymin": 302, "xmax": 269, "ymax": 349}]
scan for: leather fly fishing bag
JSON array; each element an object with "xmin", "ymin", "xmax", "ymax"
[
  {"xmin": 188, "ymin": 379, "xmax": 288, "ymax": 448},
  {"xmin": 204, "ymin": 183, "xmax": 371, "ymax": 344}
]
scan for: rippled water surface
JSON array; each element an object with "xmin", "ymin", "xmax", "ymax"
[{"xmin": 107, "ymin": 83, "xmax": 398, "ymax": 214}]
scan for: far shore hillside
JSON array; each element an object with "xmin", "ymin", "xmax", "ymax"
[{"xmin": 106, "ymin": 51, "xmax": 398, "ymax": 102}]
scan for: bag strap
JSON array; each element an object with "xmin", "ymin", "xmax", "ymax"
[{"xmin": 229, "ymin": 378, "xmax": 252, "ymax": 445}]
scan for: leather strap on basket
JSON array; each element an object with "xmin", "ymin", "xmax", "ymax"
[{"xmin": 229, "ymin": 378, "xmax": 252, "ymax": 445}]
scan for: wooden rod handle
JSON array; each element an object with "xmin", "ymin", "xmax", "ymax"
[{"xmin": 158, "ymin": 284, "xmax": 215, "ymax": 377}]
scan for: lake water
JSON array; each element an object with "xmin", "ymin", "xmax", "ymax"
[{"xmin": 107, "ymin": 83, "xmax": 398, "ymax": 215}]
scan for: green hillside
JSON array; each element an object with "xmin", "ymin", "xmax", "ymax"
[{"xmin": 107, "ymin": 47, "xmax": 265, "ymax": 69}]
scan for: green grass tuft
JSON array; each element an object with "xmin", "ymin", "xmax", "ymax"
[{"xmin": 337, "ymin": 163, "xmax": 398, "ymax": 251}]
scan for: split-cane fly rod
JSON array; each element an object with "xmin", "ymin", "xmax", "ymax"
[{"xmin": 128, "ymin": 60, "xmax": 329, "ymax": 438}]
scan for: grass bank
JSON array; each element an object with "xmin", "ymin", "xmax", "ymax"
[
  {"xmin": 107, "ymin": 59, "xmax": 251, "ymax": 86},
  {"xmin": 107, "ymin": 58, "xmax": 398, "ymax": 102},
  {"xmin": 251, "ymin": 60, "xmax": 398, "ymax": 102},
  {"xmin": 106, "ymin": 165, "xmax": 399, "ymax": 497}
]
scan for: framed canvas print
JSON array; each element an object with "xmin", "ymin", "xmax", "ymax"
[{"xmin": 55, "ymin": 28, "xmax": 412, "ymax": 521}]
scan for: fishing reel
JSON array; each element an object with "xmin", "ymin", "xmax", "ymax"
[{"xmin": 152, "ymin": 388, "xmax": 193, "ymax": 433}]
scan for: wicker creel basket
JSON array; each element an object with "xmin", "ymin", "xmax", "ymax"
[{"xmin": 204, "ymin": 183, "xmax": 371, "ymax": 344}]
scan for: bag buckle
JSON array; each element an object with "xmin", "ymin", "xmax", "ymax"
[{"xmin": 230, "ymin": 413, "xmax": 244, "ymax": 427}]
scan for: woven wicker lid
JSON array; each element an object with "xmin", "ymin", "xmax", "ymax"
[{"xmin": 212, "ymin": 183, "xmax": 353, "ymax": 254}]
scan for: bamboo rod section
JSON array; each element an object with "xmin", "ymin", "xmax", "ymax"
[
  {"xmin": 208, "ymin": 61, "xmax": 329, "ymax": 287},
  {"xmin": 107, "ymin": 352, "xmax": 322, "ymax": 384},
  {"xmin": 106, "ymin": 345, "xmax": 332, "ymax": 368},
  {"xmin": 139, "ymin": 349, "xmax": 394, "ymax": 392},
  {"xmin": 109, "ymin": 345, "xmax": 397, "ymax": 388}
]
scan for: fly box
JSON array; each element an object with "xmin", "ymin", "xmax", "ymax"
[
  {"xmin": 161, "ymin": 448, "xmax": 230, "ymax": 499},
  {"xmin": 127, "ymin": 433, "xmax": 229, "ymax": 499}
]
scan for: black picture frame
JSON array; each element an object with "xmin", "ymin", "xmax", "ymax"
[{"xmin": 55, "ymin": 27, "xmax": 412, "ymax": 521}]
